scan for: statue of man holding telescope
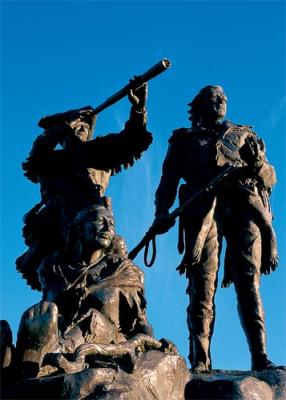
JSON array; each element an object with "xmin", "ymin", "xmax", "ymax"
[
  {"xmin": 16, "ymin": 81, "xmax": 151, "ymax": 290},
  {"xmin": 16, "ymin": 60, "xmax": 171, "ymax": 291}
]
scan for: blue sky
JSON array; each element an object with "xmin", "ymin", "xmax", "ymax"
[{"xmin": 1, "ymin": 1, "xmax": 285, "ymax": 371}]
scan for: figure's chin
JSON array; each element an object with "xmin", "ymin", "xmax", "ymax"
[
  {"xmin": 213, "ymin": 112, "xmax": 225, "ymax": 123},
  {"xmin": 217, "ymin": 107, "xmax": 226, "ymax": 119},
  {"xmin": 216, "ymin": 115, "xmax": 225, "ymax": 122},
  {"xmin": 202, "ymin": 110, "xmax": 225, "ymax": 125}
]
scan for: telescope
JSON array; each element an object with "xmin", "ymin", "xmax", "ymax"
[
  {"xmin": 92, "ymin": 58, "xmax": 171, "ymax": 115},
  {"xmin": 38, "ymin": 59, "xmax": 171, "ymax": 129}
]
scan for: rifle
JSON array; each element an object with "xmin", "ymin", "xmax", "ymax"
[
  {"xmin": 38, "ymin": 59, "xmax": 171, "ymax": 128},
  {"xmin": 128, "ymin": 163, "xmax": 240, "ymax": 267}
]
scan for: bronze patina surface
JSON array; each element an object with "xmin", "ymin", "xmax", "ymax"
[{"xmin": 154, "ymin": 85, "xmax": 279, "ymax": 374}]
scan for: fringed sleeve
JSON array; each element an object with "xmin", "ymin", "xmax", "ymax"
[
  {"xmin": 75, "ymin": 107, "xmax": 153, "ymax": 174},
  {"xmin": 24, "ymin": 108, "xmax": 152, "ymax": 179}
]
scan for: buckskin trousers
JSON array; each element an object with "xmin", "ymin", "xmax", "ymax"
[{"xmin": 186, "ymin": 214, "xmax": 267, "ymax": 371}]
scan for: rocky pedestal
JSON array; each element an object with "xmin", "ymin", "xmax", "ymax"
[
  {"xmin": 185, "ymin": 368, "xmax": 286, "ymax": 400},
  {"xmin": 2, "ymin": 322, "xmax": 285, "ymax": 400},
  {"xmin": 2, "ymin": 350, "xmax": 190, "ymax": 400}
]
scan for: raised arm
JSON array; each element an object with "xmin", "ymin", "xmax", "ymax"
[{"xmin": 72, "ymin": 82, "xmax": 153, "ymax": 173}]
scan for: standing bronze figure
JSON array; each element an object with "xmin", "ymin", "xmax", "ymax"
[{"xmin": 154, "ymin": 85, "xmax": 278, "ymax": 373}]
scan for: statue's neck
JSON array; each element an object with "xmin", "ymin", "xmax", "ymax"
[{"xmin": 198, "ymin": 119, "xmax": 221, "ymax": 129}]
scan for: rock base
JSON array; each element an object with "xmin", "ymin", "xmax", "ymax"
[
  {"xmin": 3, "ymin": 350, "xmax": 190, "ymax": 400},
  {"xmin": 2, "ymin": 349, "xmax": 286, "ymax": 400},
  {"xmin": 185, "ymin": 368, "xmax": 286, "ymax": 400}
]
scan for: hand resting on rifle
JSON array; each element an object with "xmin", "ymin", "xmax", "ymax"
[{"xmin": 152, "ymin": 211, "xmax": 176, "ymax": 235}]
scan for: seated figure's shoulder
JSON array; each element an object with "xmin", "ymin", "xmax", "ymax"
[{"xmin": 106, "ymin": 257, "xmax": 144, "ymax": 287}]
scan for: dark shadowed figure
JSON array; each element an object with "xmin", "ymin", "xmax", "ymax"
[
  {"xmin": 154, "ymin": 85, "xmax": 279, "ymax": 373},
  {"xmin": 16, "ymin": 82, "xmax": 152, "ymax": 291}
]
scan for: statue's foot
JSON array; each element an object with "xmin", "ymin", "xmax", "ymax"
[
  {"xmin": 251, "ymin": 355, "xmax": 282, "ymax": 371},
  {"xmin": 191, "ymin": 362, "xmax": 211, "ymax": 374},
  {"xmin": 16, "ymin": 301, "xmax": 59, "ymax": 378}
]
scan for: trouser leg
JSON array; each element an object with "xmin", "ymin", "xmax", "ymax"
[
  {"xmin": 229, "ymin": 219, "xmax": 271, "ymax": 370},
  {"xmin": 186, "ymin": 223, "xmax": 220, "ymax": 372}
]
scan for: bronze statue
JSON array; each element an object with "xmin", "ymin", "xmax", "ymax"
[
  {"xmin": 153, "ymin": 85, "xmax": 279, "ymax": 373},
  {"xmin": 15, "ymin": 201, "xmax": 161, "ymax": 379},
  {"xmin": 16, "ymin": 60, "xmax": 172, "ymax": 293},
  {"xmin": 38, "ymin": 201, "xmax": 153, "ymax": 338},
  {"xmin": 2, "ymin": 61, "xmax": 286, "ymax": 397},
  {"xmin": 1, "ymin": 61, "xmax": 192, "ymax": 400},
  {"xmin": 16, "ymin": 81, "xmax": 152, "ymax": 291}
]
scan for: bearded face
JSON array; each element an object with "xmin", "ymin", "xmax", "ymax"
[
  {"xmin": 69, "ymin": 118, "xmax": 91, "ymax": 142},
  {"xmin": 60, "ymin": 118, "xmax": 91, "ymax": 149}
]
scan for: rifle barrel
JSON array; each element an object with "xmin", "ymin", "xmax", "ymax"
[
  {"xmin": 92, "ymin": 58, "xmax": 171, "ymax": 115},
  {"xmin": 128, "ymin": 165, "xmax": 237, "ymax": 263}
]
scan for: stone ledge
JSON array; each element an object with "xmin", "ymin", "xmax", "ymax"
[
  {"xmin": 2, "ymin": 350, "xmax": 190, "ymax": 400},
  {"xmin": 185, "ymin": 368, "xmax": 286, "ymax": 400}
]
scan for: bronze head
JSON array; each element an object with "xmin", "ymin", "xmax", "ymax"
[
  {"xmin": 188, "ymin": 85, "xmax": 227, "ymax": 127},
  {"xmin": 38, "ymin": 106, "xmax": 96, "ymax": 146},
  {"xmin": 71, "ymin": 203, "xmax": 115, "ymax": 254}
]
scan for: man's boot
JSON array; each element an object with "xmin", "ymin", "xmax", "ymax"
[
  {"xmin": 187, "ymin": 312, "xmax": 213, "ymax": 373},
  {"xmin": 238, "ymin": 307, "xmax": 276, "ymax": 371}
]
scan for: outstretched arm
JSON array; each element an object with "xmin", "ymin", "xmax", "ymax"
[{"xmin": 23, "ymin": 83, "xmax": 152, "ymax": 181}]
